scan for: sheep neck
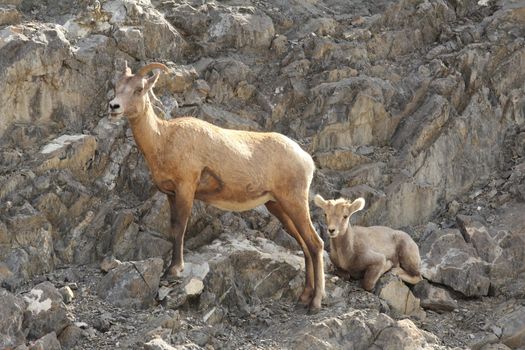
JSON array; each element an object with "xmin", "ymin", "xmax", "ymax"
[
  {"xmin": 331, "ymin": 223, "xmax": 355, "ymax": 257},
  {"xmin": 128, "ymin": 101, "xmax": 163, "ymax": 167}
]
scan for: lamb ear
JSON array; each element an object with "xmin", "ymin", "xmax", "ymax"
[
  {"xmin": 314, "ymin": 194, "xmax": 327, "ymax": 208},
  {"xmin": 346, "ymin": 197, "xmax": 365, "ymax": 214},
  {"xmin": 352, "ymin": 197, "xmax": 365, "ymax": 212}
]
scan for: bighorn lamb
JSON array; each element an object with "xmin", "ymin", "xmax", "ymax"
[
  {"xmin": 108, "ymin": 62, "xmax": 325, "ymax": 310},
  {"xmin": 314, "ymin": 195, "xmax": 421, "ymax": 291}
]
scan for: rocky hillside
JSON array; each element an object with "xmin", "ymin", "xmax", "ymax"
[{"xmin": 0, "ymin": 0, "xmax": 524, "ymax": 349}]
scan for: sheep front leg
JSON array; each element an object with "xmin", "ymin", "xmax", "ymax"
[
  {"xmin": 166, "ymin": 185, "xmax": 195, "ymax": 280},
  {"xmin": 362, "ymin": 254, "xmax": 392, "ymax": 292}
]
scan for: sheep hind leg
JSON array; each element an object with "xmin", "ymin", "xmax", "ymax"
[
  {"xmin": 276, "ymin": 196, "xmax": 325, "ymax": 312},
  {"xmin": 265, "ymin": 201, "xmax": 314, "ymax": 305},
  {"xmin": 390, "ymin": 267, "xmax": 422, "ymax": 285},
  {"xmin": 396, "ymin": 239, "xmax": 422, "ymax": 284}
]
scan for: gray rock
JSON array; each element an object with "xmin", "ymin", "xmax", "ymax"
[
  {"xmin": 198, "ymin": 237, "xmax": 304, "ymax": 310},
  {"xmin": 310, "ymin": 77, "xmax": 397, "ymax": 151},
  {"xmin": 100, "ymin": 255, "xmax": 122, "ymax": 273},
  {"xmin": 456, "ymin": 215, "xmax": 499, "ymax": 263},
  {"xmin": 37, "ymin": 135, "xmax": 97, "ymax": 180},
  {"xmin": 497, "ymin": 305, "xmax": 525, "ymax": 349},
  {"xmin": 0, "ymin": 24, "xmax": 114, "ymax": 140},
  {"xmin": 288, "ymin": 310, "xmax": 374, "ymax": 349},
  {"xmin": 28, "ymin": 332, "xmax": 62, "ymax": 350},
  {"xmin": 207, "ymin": 8, "xmax": 275, "ymax": 51},
  {"xmin": 480, "ymin": 344, "xmax": 512, "ymax": 350},
  {"xmin": 0, "ymin": 288, "xmax": 26, "ymax": 349},
  {"xmin": 375, "ymin": 274, "xmax": 425, "ymax": 318},
  {"xmin": 97, "ymin": 258, "xmax": 163, "ymax": 308},
  {"xmin": 22, "ymin": 282, "xmax": 70, "ymax": 340},
  {"xmin": 489, "ymin": 230, "xmax": 525, "ymax": 296},
  {"xmin": 143, "ymin": 337, "xmax": 177, "ymax": 350},
  {"xmin": 113, "ymin": 26, "xmax": 146, "ymax": 60},
  {"xmin": 420, "ymin": 228, "xmax": 491, "ymax": 297},
  {"xmin": 0, "ymin": 4, "xmax": 20, "ymax": 26},
  {"xmin": 371, "ymin": 318, "xmax": 441, "ymax": 350},
  {"xmin": 412, "ymin": 280, "xmax": 457, "ymax": 312},
  {"xmin": 58, "ymin": 286, "xmax": 74, "ymax": 304},
  {"xmin": 315, "ymin": 148, "xmax": 371, "ymax": 171},
  {"xmin": 57, "ymin": 324, "xmax": 82, "ymax": 349},
  {"xmin": 4, "ymin": 205, "xmax": 55, "ymax": 284}
]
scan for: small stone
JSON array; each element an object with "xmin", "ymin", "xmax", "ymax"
[
  {"xmin": 57, "ymin": 324, "xmax": 82, "ymax": 349},
  {"xmin": 92, "ymin": 317, "xmax": 111, "ymax": 333},
  {"xmin": 28, "ymin": 332, "xmax": 61, "ymax": 350},
  {"xmin": 58, "ymin": 286, "xmax": 74, "ymax": 304},
  {"xmin": 447, "ymin": 200, "xmax": 461, "ymax": 216},
  {"xmin": 184, "ymin": 278, "xmax": 204, "ymax": 296},
  {"xmin": 67, "ymin": 283, "xmax": 78, "ymax": 290},
  {"xmin": 100, "ymin": 256, "xmax": 122, "ymax": 273},
  {"xmin": 144, "ymin": 337, "xmax": 177, "ymax": 350},
  {"xmin": 202, "ymin": 307, "xmax": 225, "ymax": 325},
  {"xmin": 158, "ymin": 286, "xmax": 172, "ymax": 301}
]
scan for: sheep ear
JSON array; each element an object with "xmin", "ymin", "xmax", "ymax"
[
  {"xmin": 143, "ymin": 72, "xmax": 160, "ymax": 93},
  {"xmin": 351, "ymin": 198, "xmax": 365, "ymax": 212},
  {"xmin": 314, "ymin": 194, "xmax": 327, "ymax": 208},
  {"xmin": 344, "ymin": 198, "xmax": 365, "ymax": 215}
]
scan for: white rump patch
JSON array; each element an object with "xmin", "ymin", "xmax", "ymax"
[{"xmin": 24, "ymin": 289, "xmax": 52, "ymax": 315}]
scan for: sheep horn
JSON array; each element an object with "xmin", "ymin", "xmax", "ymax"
[{"xmin": 137, "ymin": 63, "xmax": 170, "ymax": 77}]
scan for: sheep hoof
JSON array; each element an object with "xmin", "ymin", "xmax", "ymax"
[
  {"xmin": 307, "ymin": 305, "xmax": 321, "ymax": 315},
  {"xmin": 308, "ymin": 298, "xmax": 322, "ymax": 313},
  {"xmin": 163, "ymin": 265, "xmax": 184, "ymax": 281}
]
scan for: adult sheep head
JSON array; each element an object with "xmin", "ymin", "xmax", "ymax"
[{"xmin": 108, "ymin": 62, "xmax": 169, "ymax": 119}]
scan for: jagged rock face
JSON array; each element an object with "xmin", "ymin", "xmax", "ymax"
[{"xmin": 0, "ymin": 0, "xmax": 524, "ymax": 348}]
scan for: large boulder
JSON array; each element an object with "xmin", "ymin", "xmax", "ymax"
[
  {"xmin": 1, "ymin": 204, "xmax": 55, "ymax": 287},
  {"xmin": 28, "ymin": 332, "xmax": 62, "ymax": 350},
  {"xmin": 196, "ymin": 236, "xmax": 304, "ymax": 311},
  {"xmin": 496, "ymin": 305, "xmax": 525, "ymax": 349},
  {"xmin": 97, "ymin": 257, "xmax": 164, "ymax": 308},
  {"xmin": 412, "ymin": 280, "xmax": 457, "ymax": 313},
  {"xmin": 371, "ymin": 318, "xmax": 441, "ymax": 350},
  {"xmin": 22, "ymin": 282, "xmax": 70, "ymax": 340},
  {"xmin": 0, "ymin": 288, "xmax": 26, "ymax": 349},
  {"xmin": 375, "ymin": 274, "xmax": 425, "ymax": 318},
  {"xmin": 419, "ymin": 227, "xmax": 491, "ymax": 297}
]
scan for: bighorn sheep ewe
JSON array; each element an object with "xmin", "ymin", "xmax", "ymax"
[
  {"xmin": 108, "ymin": 62, "xmax": 325, "ymax": 310},
  {"xmin": 314, "ymin": 195, "xmax": 421, "ymax": 291}
]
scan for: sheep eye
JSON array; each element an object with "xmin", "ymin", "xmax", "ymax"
[
  {"xmin": 134, "ymin": 88, "xmax": 143, "ymax": 95},
  {"xmin": 343, "ymin": 215, "xmax": 348, "ymax": 219}
]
